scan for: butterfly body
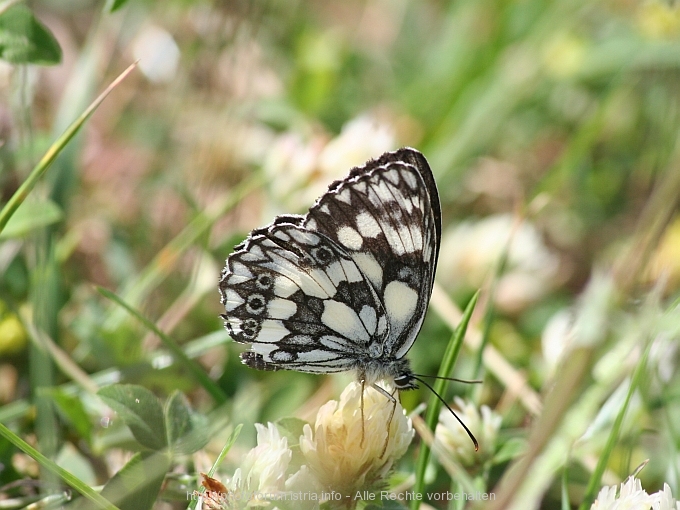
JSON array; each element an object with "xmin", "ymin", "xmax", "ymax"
[{"xmin": 219, "ymin": 148, "xmax": 440, "ymax": 392}]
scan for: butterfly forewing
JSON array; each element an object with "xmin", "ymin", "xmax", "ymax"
[
  {"xmin": 219, "ymin": 147, "xmax": 441, "ymax": 375},
  {"xmin": 304, "ymin": 148, "xmax": 441, "ymax": 358}
]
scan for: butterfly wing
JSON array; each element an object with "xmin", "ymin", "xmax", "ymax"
[
  {"xmin": 219, "ymin": 220, "xmax": 390, "ymax": 373},
  {"xmin": 219, "ymin": 147, "xmax": 440, "ymax": 373},
  {"xmin": 303, "ymin": 148, "xmax": 441, "ymax": 359}
]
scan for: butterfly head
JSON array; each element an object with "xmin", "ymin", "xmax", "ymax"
[
  {"xmin": 362, "ymin": 357, "xmax": 418, "ymax": 391},
  {"xmin": 393, "ymin": 371, "xmax": 418, "ymax": 390}
]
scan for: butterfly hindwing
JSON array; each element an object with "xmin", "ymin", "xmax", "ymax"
[{"xmin": 219, "ymin": 222, "xmax": 390, "ymax": 372}]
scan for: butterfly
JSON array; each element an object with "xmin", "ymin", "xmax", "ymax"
[{"xmin": 219, "ymin": 147, "xmax": 477, "ymax": 451}]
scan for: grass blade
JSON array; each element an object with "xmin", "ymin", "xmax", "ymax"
[
  {"xmin": 577, "ymin": 345, "xmax": 651, "ymax": 510},
  {"xmin": 411, "ymin": 290, "xmax": 479, "ymax": 510},
  {"xmin": 0, "ymin": 422, "xmax": 119, "ymax": 510},
  {"xmin": 187, "ymin": 424, "xmax": 243, "ymax": 510},
  {"xmin": 0, "ymin": 62, "xmax": 137, "ymax": 234}
]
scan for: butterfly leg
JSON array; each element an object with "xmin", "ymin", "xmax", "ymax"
[
  {"xmin": 371, "ymin": 384, "xmax": 397, "ymax": 459},
  {"xmin": 360, "ymin": 378, "xmax": 366, "ymax": 448}
]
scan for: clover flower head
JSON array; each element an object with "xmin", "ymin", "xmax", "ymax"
[
  {"xmin": 300, "ymin": 381, "xmax": 414, "ymax": 497},
  {"xmin": 590, "ymin": 476, "xmax": 680, "ymax": 510},
  {"xmin": 435, "ymin": 397, "xmax": 501, "ymax": 467},
  {"xmin": 228, "ymin": 422, "xmax": 292, "ymax": 507}
]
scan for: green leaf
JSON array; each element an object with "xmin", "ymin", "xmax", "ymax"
[
  {"xmin": 99, "ymin": 451, "xmax": 171, "ymax": 510},
  {"xmin": 275, "ymin": 417, "xmax": 307, "ymax": 448},
  {"xmin": 109, "ymin": 0, "xmax": 132, "ymax": 12},
  {"xmin": 492, "ymin": 437, "xmax": 527, "ymax": 464},
  {"xmin": 41, "ymin": 388, "xmax": 93, "ymax": 444},
  {"xmin": 0, "ymin": 200, "xmax": 62, "ymax": 239},
  {"xmin": 98, "ymin": 385, "xmax": 167, "ymax": 451},
  {"xmin": 0, "ymin": 62, "xmax": 137, "ymax": 235},
  {"xmin": 164, "ymin": 391, "xmax": 209, "ymax": 455},
  {"xmin": 0, "ymin": 4, "xmax": 61, "ymax": 65}
]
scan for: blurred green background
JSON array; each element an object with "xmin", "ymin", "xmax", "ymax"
[{"xmin": 1, "ymin": 0, "xmax": 680, "ymax": 508}]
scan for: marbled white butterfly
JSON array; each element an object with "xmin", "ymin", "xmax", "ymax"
[{"xmin": 219, "ymin": 147, "xmax": 477, "ymax": 450}]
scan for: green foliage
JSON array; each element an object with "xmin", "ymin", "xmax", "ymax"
[
  {"xmin": 1, "ymin": 0, "xmax": 680, "ymax": 508},
  {"xmin": 0, "ymin": 4, "xmax": 61, "ymax": 65},
  {"xmin": 0, "ymin": 200, "xmax": 62, "ymax": 239},
  {"xmin": 98, "ymin": 451, "xmax": 171, "ymax": 510},
  {"xmin": 97, "ymin": 385, "xmax": 167, "ymax": 451}
]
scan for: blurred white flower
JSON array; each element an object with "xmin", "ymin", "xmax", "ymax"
[
  {"xmin": 284, "ymin": 465, "xmax": 324, "ymax": 510},
  {"xmin": 132, "ymin": 25, "xmax": 180, "ymax": 84},
  {"xmin": 541, "ymin": 308, "xmax": 574, "ymax": 375},
  {"xmin": 435, "ymin": 397, "xmax": 501, "ymax": 467},
  {"xmin": 437, "ymin": 214, "xmax": 559, "ymax": 313},
  {"xmin": 227, "ymin": 422, "xmax": 292, "ymax": 507},
  {"xmin": 263, "ymin": 114, "xmax": 396, "ymax": 209},
  {"xmin": 317, "ymin": 114, "xmax": 395, "ymax": 181},
  {"xmin": 650, "ymin": 332, "xmax": 679, "ymax": 384},
  {"xmin": 300, "ymin": 381, "xmax": 413, "ymax": 497},
  {"xmin": 590, "ymin": 476, "xmax": 680, "ymax": 510},
  {"xmin": 262, "ymin": 132, "xmax": 325, "ymax": 209}
]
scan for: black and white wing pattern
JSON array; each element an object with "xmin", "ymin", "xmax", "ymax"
[{"xmin": 219, "ymin": 147, "xmax": 441, "ymax": 384}]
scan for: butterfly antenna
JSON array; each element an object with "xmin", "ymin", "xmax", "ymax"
[
  {"xmin": 414, "ymin": 374, "xmax": 483, "ymax": 384},
  {"xmin": 412, "ymin": 375, "xmax": 479, "ymax": 451}
]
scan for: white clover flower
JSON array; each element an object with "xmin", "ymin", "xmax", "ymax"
[
  {"xmin": 435, "ymin": 397, "xmax": 501, "ymax": 467},
  {"xmin": 653, "ymin": 483, "xmax": 680, "ymax": 510},
  {"xmin": 227, "ymin": 422, "xmax": 292, "ymax": 508},
  {"xmin": 284, "ymin": 465, "xmax": 324, "ymax": 510},
  {"xmin": 590, "ymin": 477, "xmax": 649, "ymax": 510},
  {"xmin": 132, "ymin": 25, "xmax": 180, "ymax": 83},
  {"xmin": 436, "ymin": 214, "xmax": 559, "ymax": 314},
  {"xmin": 590, "ymin": 476, "xmax": 680, "ymax": 510},
  {"xmin": 300, "ymin": 381, "xmax": 414, "ymax": 497},
  {"xmin": 317, "ymin": 114, "xmax": 395, "ymax": 183},
  {"xmin": 262, "ymin": 114, "xmax": 395, "ymax": 209}
]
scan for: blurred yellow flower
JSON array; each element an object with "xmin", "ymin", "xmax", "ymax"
[
  {"xmin": 0, "ymin": 312, "xmax": 28, "ymax": 355},
  {"xmin": 300, "ymin": 381, "xmax": 414, "ymax": 497},
  {"xmin": 647, "ymin": 217, "xmax": 680, "ymax": 290},
  {"xmin": 637, "ymin": 1, "xmax": 680, "ymax": 39},
  {"xmin": 542, "ymin": 33, "xmax": 586, "ymax": 78}
]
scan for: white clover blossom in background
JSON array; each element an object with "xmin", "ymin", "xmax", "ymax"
[
  {"xmin": 437, "ymin": 214, "xmax": 559, "ymax": 314},
  {"xmin": 300, "ymin": 381, "xmax": 414, "ymax": 497},
  {"xmin": 263, "ymin": 114, "xmax": 396, "ymax": 209},
  {"xmin": 317, "ymin": 114, "xmax": 395, "ymax": 183},
  {"xmin": 435, "ymin": 397, "xmax": 501, "ymax": 467},
  {"xmin": 132, "ymin": 25, "xmax": 181, "ymax": 83},
  {"xmin": 590, "ymin": 476, "xmax": 680, "ymax": 510}
]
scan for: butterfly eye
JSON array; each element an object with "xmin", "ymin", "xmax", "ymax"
[{"xmin": 394, "ymin": 374, "xmax": 413, "ymax": 388}]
